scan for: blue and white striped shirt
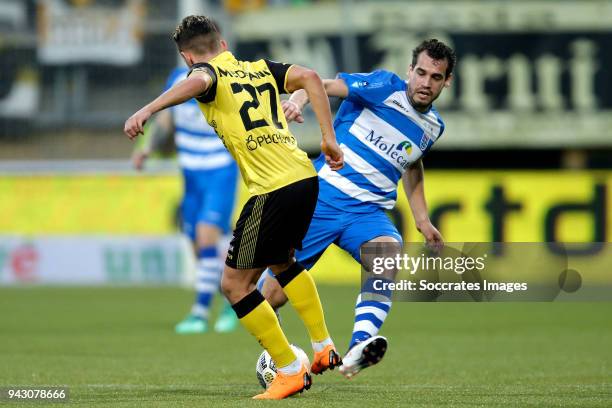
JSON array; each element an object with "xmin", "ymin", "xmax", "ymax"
[
  {"xmin": 165, "ymin": 68, "xmax": 234, "ymax": 172},
  {"xmin": 314, "ymin": 70, "xmax": 445, "ymax": 213}
]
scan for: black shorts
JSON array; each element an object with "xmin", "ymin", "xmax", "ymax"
[{"xmin": 226, "ymin": 176, "xmax": 318, "ymax": 269}]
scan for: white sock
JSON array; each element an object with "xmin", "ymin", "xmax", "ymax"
[
  {"xmin": 312, "ymin": 337, "xmax": 333, "ymax": 352},
  {"xmin": 349, "ymin": 293, "xmax": 391, "ymax": 349},
  {"xmin": 190, "ymin": 304, "xmax": 207, "ymax": 319},
  {"xmin": 277, "ymin": 358, "xmax": 302, "ymax": 375}
]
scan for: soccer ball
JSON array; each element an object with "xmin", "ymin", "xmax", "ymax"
[{"xmin": 255, "ymin": 345, "xmax": 310, "ymax": 389}]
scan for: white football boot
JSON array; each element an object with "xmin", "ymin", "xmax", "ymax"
[{"xmin": 338, "ymin": 335, "xmax": 388, "ymax": 379}]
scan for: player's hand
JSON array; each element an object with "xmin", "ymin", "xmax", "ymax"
[
  {"xmin": 321, "ymin": 139, "xmax": 344, "ymax": 171},
  {"xmin": 281, "ymin": 100, "xmax": 304, "ymax": 123},
  {"xmin": 132, "ymin": 151, "xmax": 149, "ymax": 171},
  {"xmin": 417, "ymin": 220, "xmax": 444, "ymax": 252},
  {"xmin": 124, "ymin": 108, "xmax": 152, "ymax": 140}
]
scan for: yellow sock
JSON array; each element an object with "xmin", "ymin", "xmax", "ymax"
[
  {"xmin": 233, "ymin": 290, "xmax": 296, "ymax": 368},
  {"xmin": 277, "ymin": 264, "xmax": 330, "ymax": 342}
]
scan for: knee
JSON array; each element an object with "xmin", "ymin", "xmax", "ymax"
[
  {"xmin": 269, "ymin": 261, "xmax": 294, "ymax": 276},
  {"xmin": 368, "ymin": 235, "xmax": 401, "ymax": 244},
  {"xmin": 221, "ymin": 271, "xmax": 258, "ymax": 304},
  {"xmin": 262, "ymin": 278, "xmax": 288, "ymax": 309},
  {"xmin": 221, "ymin": 274, "xmax": 246, "ymax": 302},
  {"xmin": 195, "ymin": 224, "xmax": 221, "ymax": 249},
  {"xmin": 220, "ymin": 275, "xmax": 233, "ymax": 299},
  {"xmin": 270, "ymin": 290, "xmax": 289, "ymax": 309}
]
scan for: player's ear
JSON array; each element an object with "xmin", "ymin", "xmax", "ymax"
[
  {"xmin": 444, "ymin": 73, "xmax": 453, "ymax": 88},
  {"xmin": 219, "ymin": 39, "xmax": 228, "ymax": 51}
]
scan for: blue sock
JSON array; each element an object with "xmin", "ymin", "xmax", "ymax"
[
  {"xmin": 349, "ymin": 277, "xmax": 392, "ymax": 349},
  {"xmin": 191, "ymin": 246, "xmax": 221, "ymax": 320}
]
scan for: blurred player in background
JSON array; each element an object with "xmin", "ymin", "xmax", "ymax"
[
  {"xmin": 132, "ymin": 66, "xmax": 240, "ymax": 335},
  {"xmin": 125, "ymin": 15, "xmax": 344, "ymax": 399},
  {"xmin": 261, "ymin": 39, "xmax": 455, "ymax": 378}
]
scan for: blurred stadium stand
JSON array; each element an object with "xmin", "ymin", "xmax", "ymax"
[{"xmin": 0, "ymin": 0, "xmax": 610, "ymax": 166}]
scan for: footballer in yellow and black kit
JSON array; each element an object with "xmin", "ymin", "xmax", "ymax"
[{"xmin": 188, "ymin": 51, "xmax": 318, "ymax": 269}]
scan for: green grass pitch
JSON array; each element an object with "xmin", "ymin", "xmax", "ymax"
[{"xmin": 1, "ymin": 286, "xmax": 611, "ymax": 407}]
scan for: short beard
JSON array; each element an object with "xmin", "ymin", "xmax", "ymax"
[{"xmin": 407, "ymin": 92, "xmax": 432, "ymax": 112}]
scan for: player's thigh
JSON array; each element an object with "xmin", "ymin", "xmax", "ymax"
[
  {"xmin": 225, "ymin": 194, "xmax": 260, "ymax": 269},
  {"xmin": 180, "ymin": 173, "xmax": 201, "ymax": 242},
  {"xmin": 243, "ymin": 177, "xmax": 318, "ymax": 268},
  {"xmin": 221, "ymin": 264, "xmax": 265, "ymax": 303},
  {"xmin": 258, "ymin": 269, "xmax": 288, "ymax": 308},
  {"xmin": 257, "ymin": 199, "xmax": 346, "ymax": 307},
  {"xmin": 197, "ymin": 165, "xmax": 239, "ymax": 237},
  {"xmin": 338, "ymin": 209, "xmax": 403, "ymax": 264},
  {"xmin": 295, "ymin": 200, "xmax": 344, "ymax": 270}
]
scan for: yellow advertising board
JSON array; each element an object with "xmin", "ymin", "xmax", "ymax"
[
  {"xmin": 0, "ymin": 175, "xmax": 183, "ymax": 234},
  {"xmin": 394, "ymin": 171, "xmax": 610, "ymax": 243},
  {"xmin": 1, "ymin": 171, "xmax": 609, "ymax": 284},
  {"xmin": 2, "ymin": 171, "xmax": 609, "ymax": 239}
]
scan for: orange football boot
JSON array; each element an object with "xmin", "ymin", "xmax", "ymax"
[
  {"xmin": 252, "ymin": 363, "xmax": 312, "ymax": 400},
  {"xmin": 310, "ymin": 344, "xmax": 342, "ymax": 375}
]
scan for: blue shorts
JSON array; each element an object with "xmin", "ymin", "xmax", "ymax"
[
  {"xmin": 181, "ymin": 164, "xmax": 238, "ymax": 240},
  {"xmin": 296, "ymin": 200, "xmax": 402, "ymax": 269}
]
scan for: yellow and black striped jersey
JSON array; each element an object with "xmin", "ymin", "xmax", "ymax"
[{"xmin": 188, "ymin": 51, "xmax": 316, "ymax": 195}]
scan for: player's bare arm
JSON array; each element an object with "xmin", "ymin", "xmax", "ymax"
[
  {"xmin": 132, "ymin": 109, "xmax": 173, "ymax": 171},
  {"xmin": 282, "ymin": 79, "xmax": 348, "ymax": 123},
  {"xmin": 285, "ymin": 66, "xmax": 344, "ymax": 170},
  {"xmin": 402, "ymin": 159, "xmax": 444, "ymax": 249},
  {"xmin": 124, "ymin": 72, "xmax": 212, "ymax": 140}
]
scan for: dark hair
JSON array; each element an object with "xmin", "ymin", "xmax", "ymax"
[
  {"xmin": 411, "ymin": 39, "xmax": 456, "ymax": 78},
  {"xmin": 172, "ymin": 15, "xmax": 221, "ymax": 54}
]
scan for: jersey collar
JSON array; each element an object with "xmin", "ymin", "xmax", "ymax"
[{"xmin": 209, "ymin": 50, "xmax": 235, "ymax": 64}]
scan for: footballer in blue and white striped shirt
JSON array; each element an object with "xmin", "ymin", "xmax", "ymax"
[{"xmin": 260, "ymin": 39, "xmax": 456, "ymax": 378}]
